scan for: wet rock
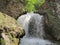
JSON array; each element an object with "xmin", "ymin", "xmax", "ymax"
[{"xmin": 45, "ymin": 14, "xmax": 60, "ymax": 41}]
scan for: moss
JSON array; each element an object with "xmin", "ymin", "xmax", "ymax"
[
  {"xmin": 0, "ymin": 12, "xmax": 25, "ymax": 45},
  {"xmin": 0, "ymin": 12, "xmax": 19, "ymax": 31},
  {"xmin": 1, "ymin": 38, "xmax": 6, "ymax": 45}
]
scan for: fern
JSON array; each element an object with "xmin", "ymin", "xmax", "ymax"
[{"xmin": 24, "ymin": 0, "xmax": 45, "ymax": 12}]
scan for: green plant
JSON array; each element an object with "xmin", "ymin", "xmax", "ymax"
[
  {"xmin": 1, "ymin": 38, "xmax": 6, "ymax": 45},
  {"xmin": 24, "ymin": 0, "xmax": 45, "ymax": 12}
]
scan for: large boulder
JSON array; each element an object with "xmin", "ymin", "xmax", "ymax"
[
  {"xmin": 45, "ymin": 14, "xmax": 60, "ymax": 41},
  {"xmin": 0, "ymin": 12, "xmax": 25, "ymax": 45}
]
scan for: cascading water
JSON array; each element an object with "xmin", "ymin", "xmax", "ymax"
[{"xmin": 17, "ymin": 12, "xmax": 56, "ymax": 45}]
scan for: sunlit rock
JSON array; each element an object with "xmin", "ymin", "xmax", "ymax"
[{"xmin": 0, "ymin": 12, "xmax": 25, "ymax": 45}]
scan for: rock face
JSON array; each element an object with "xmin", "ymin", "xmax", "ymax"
[
  {"xmin": 0, "ymin": 12, "xmax": 25, "ymax": 45},
  {"xmin": 44, "ymin": 0, "xmax": 60, "ymax": 41},
  {"xmin": 45, "ymin": 14, "xmax": 60, "ymax": 41},
  {"xmin": 0, "ymin": 0, "xmax": 25, "ymax": 19},
  {"xmin": 56, "ymin": 0, "xmax": 60, "ymax": 18}
]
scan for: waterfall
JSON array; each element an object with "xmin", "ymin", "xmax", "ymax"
[{"xmin": 17, "ymin": 12, "xmax": 56, "ymax": 45}]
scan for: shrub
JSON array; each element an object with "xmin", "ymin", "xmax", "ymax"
[{"xmin": 24, "ymin": 0, "xmax": 45, "ymax": 12}]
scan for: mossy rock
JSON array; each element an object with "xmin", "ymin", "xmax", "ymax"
[
  {"xmin": 0, "ymin": 38, "xmax": 6, "ymax": 45},
  {"xmin": 45, "ymin": 14, "xmax": 60, "ymax": 41},
  {"xmin": 0, "ymin": 12, "xmax": 25, "ymax": 45}
]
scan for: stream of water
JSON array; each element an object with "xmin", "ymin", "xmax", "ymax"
[{"xmin": 18, "ymin": 12, "xmax": 56, "ymax": 45}]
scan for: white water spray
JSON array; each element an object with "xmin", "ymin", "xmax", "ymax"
[{"xmin": 17, "ymin": 12, "xmax": 56, "ymax": 45}]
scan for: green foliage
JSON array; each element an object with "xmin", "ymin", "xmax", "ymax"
[
  {"xmin": 24, "ymin": 0, "xmax": 45, "ymax": 12},
  {"xmin": 1, "ymin": 38, "xmax": 6, "ymax": 45}
]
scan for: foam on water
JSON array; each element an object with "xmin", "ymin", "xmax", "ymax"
[{"xmin": 20, "ymin": 38, "xmax": 54, "ymax": 45}]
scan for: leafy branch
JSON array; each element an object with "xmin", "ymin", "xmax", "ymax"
[{"xmin": 24, "ymin": 0, "xmax": 45, "ymax": 12}]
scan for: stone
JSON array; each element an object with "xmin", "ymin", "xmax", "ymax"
[
  {"xmin": 45, "ymin": 14, "xmax": 60, "ymax": 41},
  {"xmin": 0, "ymin": 12, "xmax": 25, "ymax": 45},
  {"xmin": 0, "ymin": 0, "xmax": 25, "ymax": 19}
]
